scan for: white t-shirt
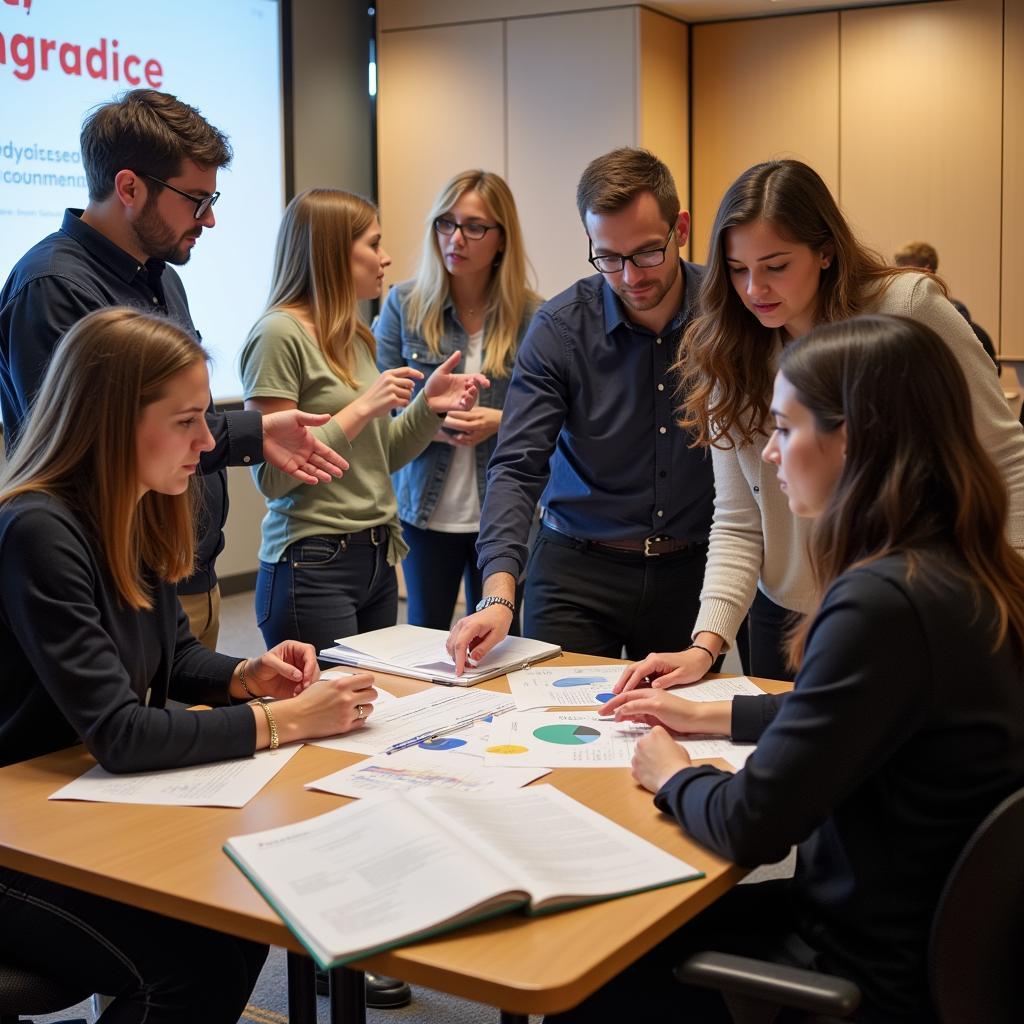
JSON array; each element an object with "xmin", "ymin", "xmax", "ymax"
[{"xmin": 428, "ymin": 329, "xmax": 483, "ymax": 532}]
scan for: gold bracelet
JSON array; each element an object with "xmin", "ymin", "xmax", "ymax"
[
  {"xmin": 257, "ymin": 699, "xmax": 279, "ymax": 750},
  {"xmin": 237, "ymin": 659, "xmax": 259, "ymax": 699}
]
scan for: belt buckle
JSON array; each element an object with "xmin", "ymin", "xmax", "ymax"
[
  {"xmin": 370, "ymin": 527, "xmax": 382, "ymax": 546},
  {"xmin": 643, "ymin": 535, "xmax": 661, "ymax": 557}
]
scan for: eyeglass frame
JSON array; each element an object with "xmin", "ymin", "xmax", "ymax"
[
  {"xmin": 587, "ymin": 228, "xmax": 675, "ymax": 274},
  {"xmin": 433, "ymin": 216, "xmax": 503, "ymax": 242},
  {"xmin": 138, "ymin": 172, "xmax": 220, "ymax": 220}
]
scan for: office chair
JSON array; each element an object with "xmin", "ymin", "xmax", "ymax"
[
  {"xmin": 0, "ymin": 958, "xmax": 90, "ymax": 1024},
  {"xmin": 675, "ymin": 784, "xmax": 1024, "ymax": 1024}
]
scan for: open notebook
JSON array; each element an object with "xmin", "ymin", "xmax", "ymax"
[{"xmin": 319, "ymin": 624, "xmax": 561, "ymax": 686}]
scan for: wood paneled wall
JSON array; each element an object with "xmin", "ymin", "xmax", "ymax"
[{"xmin": 692, "ymin": 0, "xmax": 1013, "ymax": 352}]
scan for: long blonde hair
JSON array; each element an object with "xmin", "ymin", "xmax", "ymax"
[
  {"xmin": 404, "ymin": 170, "xmax": 539, "ymax": 377},
  {"xmin": 0, "ymin": 308, "xmax": 204, "ymax": 610},
  {"xmin": 266, "ymin": 188, "xmax": 378, "ymax": 388}
]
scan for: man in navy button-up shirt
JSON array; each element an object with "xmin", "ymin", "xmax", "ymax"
[
  {"xmin": 448, "ymin": 148, "xmax": 716, "ymax": 671},
  {"xmin": 0, "ymin": 90, "xmax": 346, "ymax": 648}
]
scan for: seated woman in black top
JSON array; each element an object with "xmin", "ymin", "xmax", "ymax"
[
  {"xmin": 0, "ymin": 307, "xmax": 379, "ymax": 1023},
  {"xmin": 555, "ymin": 314, "xmax": 1024, "ymax": 1024}
]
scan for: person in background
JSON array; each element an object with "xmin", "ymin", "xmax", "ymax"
[
  {"xmin": 557, "ymin": 314, "xmax": 1024, "ymax": 1023},
  {"xmin": 0, "ymin": 307, "xmax": 378, "ymax": 1023},
  {"xmin": 447, "ymin": 148, "xmax": 716, "ymax": 674},
  {"xmin": 894, "ymin": 239, "xmax": 998, "ymax": 369},
  {"xmin": 0, "ymin": 89, "xmax": 347, "ymax": 651},
  {"xmin": 617, "ymin": 159, "xmax": 1024, "ymax": 689},
  {"xmin": 374, "ymin": 170, "xmax": 541, "ymax": 631}
]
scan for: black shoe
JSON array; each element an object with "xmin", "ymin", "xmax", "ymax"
[{"xmin": 314, "ymin": 967, "xmax": 412, "ymax": 1008}]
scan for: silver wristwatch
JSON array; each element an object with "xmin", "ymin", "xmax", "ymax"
[{"xmin": 475, "ymin": 595, "xmax": 515, "ymax": 615}]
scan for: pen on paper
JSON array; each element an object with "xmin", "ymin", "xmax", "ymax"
[{"xmin": 384, "ymin": 713, "xmax": 493, "ymax": 755}]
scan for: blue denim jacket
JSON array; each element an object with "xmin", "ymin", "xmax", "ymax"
[{"xmin": 374, "ymin": 280, "xmax": 538, "ymax": 527}]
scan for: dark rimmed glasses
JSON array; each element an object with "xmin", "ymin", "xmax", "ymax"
[
  {"xmin": 140, "ymin": 173, "xmax": 220, "ymax": 220},
  {"xmin": 588, "ymin": 228, "xmax": 675, "ymax": 274},
  {"xmin": 434, "ymin": 216, "xmax": 502, "ymax": 241}
]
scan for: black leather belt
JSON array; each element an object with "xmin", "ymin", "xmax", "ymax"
[
  {"xmin": 343, "ymin": 526, "xmax": 386, "ymax": 546},
  {"xmin": 591, "ymin": 535, "xmax": 692, "ymax": 557}
]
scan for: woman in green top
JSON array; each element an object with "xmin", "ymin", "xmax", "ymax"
[{"xmin": 239, "ymin": 188, "xmax": 488, "ymax": 656}]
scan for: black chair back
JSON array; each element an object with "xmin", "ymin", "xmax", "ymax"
[{"xmin": 929, "ymin": 785, "xmax": 1024, "ymax": 1023}]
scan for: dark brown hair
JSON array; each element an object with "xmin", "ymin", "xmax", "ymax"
[
  {"xmin": 576, "ymin": 147, "xmax": 680, "ymax": 227},
  {"xmin": 677, "ymin": 160, "xmax": 922, "ymax": 449},
  {"xmin": 81, "ymin": 89, "xmax": 232, "ymax": 201},
  {"xmin": 780, "ymin": 313, "xmax": 1024, "ymax": 667}
]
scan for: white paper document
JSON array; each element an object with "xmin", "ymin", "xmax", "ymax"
[
  {"xmin": 320, "ymin": 624, "xmax": 560, "ymax": 685},
  {"xmin": 506, "ymin": 668, "xmax": 765, "ymax": 711},
  {"xmin": 484, "ymin": 710, "xmax": 755, "ymax": 770},
  {"xmin": 308, "ymin": 686, "xmax": 514, "ymax": 756},
  {"xmin": 49, "ymin": 744, "xmax": 302, "ymax": 807},
  {"xmin": 305, "ymin": 747, "xmax": 549, "ymax": 798}
]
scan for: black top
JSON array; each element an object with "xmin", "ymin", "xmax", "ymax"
[
  {"xmin": 476, "ymin": 264, "xmax": 714, "ymax": 581},
  {"xmin": 656, "ymin": 551, "xmax": 1024, "ymax": 1020},
  {"xmin": 0, "ymin": 494, "xmax": 256, "ymax": 771},
  {"xmin": 0, "ymin": 210, "xmax": 263, "ymax": 593}
]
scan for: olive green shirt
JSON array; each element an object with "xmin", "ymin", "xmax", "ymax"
[{"xmin": 238, "ymin": 310, "xmax": 441, "ymax": 564}]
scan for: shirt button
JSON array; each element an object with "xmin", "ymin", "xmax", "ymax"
[
  {"xmin": 659, "ymin": 426, "xmax": 667, "ymax": 434},
  {"xmin": 655, "ymin": 337, "xmax": 663, "ymax": 345},
  {"xmin": 657, "ymin": 383, "xmax": 665, "ymax": 391},
  {"xmin": 657, "ymin": 510, "xmax": 664, "ymax": 517},
  {"xmin": 151, "ymin": 296, "xmax": 158, "ymax": 304},
  {"xmin": 243, "ymin": 455, "xmax": 252, "ymax": 464},
  {"xmin": 752, "ymin": 485, "xmax": 759, "ymax": 493},
  {"xmin": 412, "ymin": 352, "xmax": 420, "ymax": 360}
]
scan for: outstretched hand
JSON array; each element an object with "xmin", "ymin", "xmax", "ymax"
[
  {"xmin": 262, "ymin": 410, "xmax": 349, "ymax": 484},
  {"xmin": 424, "ymin": 351, "xmax": 490, "ymax": 413}
]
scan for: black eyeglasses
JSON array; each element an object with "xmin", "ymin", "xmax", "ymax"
[
  {"xmin": 588, "ymin": 228, "xmax": 675, "ymax": 274},
  {"xmin": 434, "ymin": 216, "xmax": 502, "ymax": 241},
  {"xmin": 140, "ymin": 173, "xmax": 220, "ymax": 220}
]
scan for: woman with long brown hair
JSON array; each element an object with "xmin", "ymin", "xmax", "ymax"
[
  {"xmin": 558, "ymin": 314, "xmax": 1024, "ymax": 1023},
  {"xmin": 0, "ymin": 307, "xmax": 379, "ymax": 1022},
  {"xmin": 374, "ymin": 170, "xmax": 541, "ymax": 630},
  {"xmin": 617, "ymin": 159, "xmax": 1024, "ymax": 687},
  {"xmin": 239, "ymin": 188, "xmax": 488, "ymax": 655}
]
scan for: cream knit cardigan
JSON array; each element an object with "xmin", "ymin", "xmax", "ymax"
[{"xmin": 692, "ymin": 272, "xmax": 1024, "ymax": 647}]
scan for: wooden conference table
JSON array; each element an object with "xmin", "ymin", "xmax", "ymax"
[{"xmin": 0, "ymin": 655, "xmax": 789, "ymax": 1023}]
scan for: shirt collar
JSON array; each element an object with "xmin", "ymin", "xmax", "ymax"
[
  {"xmin": 600, "ymin": 259, "xmax": 694, "ymax": 337},
  {"xmin": 60, "ymin": 208, "xmax": 167, "ymax": 285}
]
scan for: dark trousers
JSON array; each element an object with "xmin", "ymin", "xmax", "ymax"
[
  {"xmin": 748, "ymin": 587, "xmax": 800, "ymax": 682},
  {"xmin": 0, "ymin": 867, "xmax": 267, "ymax": 1024},
  {"xmin": 401, "ymin": 521, "xmax": 523, "ymax": 634},
  {"xmin": 524, "ymin": 526, "xmax": 708, "ymax": 660},
  {"xmin": 256, "ymin": 533, "xmax": 398, "ymax": 657},
  {"xmin": 546, "ymin": 880, "xmax": 824, "ymax": 1023}
]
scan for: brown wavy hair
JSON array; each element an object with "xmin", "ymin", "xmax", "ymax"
[
  {"xmin": 678, "ymin": 160, "xmax": 922, "ymax": 449},
  {"xmin": 0, "ymin": 308, "xmax": 205, "ymax": 609},
  {"xmin": 780, "ymin": 314, "xmax": 1024, "ymax": 668}
]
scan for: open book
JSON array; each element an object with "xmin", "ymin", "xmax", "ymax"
[
  {"xmin": 224, "ymin": 785, "xmax": 702, "ymax": 969},
  {"xmin": 319, "ymin": 623, "xmax": 561, "ymax": 686}
]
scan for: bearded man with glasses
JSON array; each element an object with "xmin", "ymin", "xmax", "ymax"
[
  {"xmin": 0, "ymin": 89, "xmax": 347, "ymax": 650},
  {"xmin": 448, "ymin": 147, "xmax": 722, "ymax": 674}
]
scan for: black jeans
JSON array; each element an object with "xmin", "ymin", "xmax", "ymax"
[
  {"xmin": 523, "ymin": 526, "xmax": 709, "ymax": 660},
  {"xmin": 256, "ymin": 532, "xmax": 398, "ymax": 657},
  {"xmin": 400, "ymin": 521, "xmax": 523, "ymax": 634},
  {"xmin": 0, "ymin": 867, "xmax": 267, "ymax": 1024},
  {"xmin": 748, "ymin": 587, "xmax": 800, "ymax": 682}
]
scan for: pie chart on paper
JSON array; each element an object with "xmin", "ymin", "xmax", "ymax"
[
  {"xmin": 552, "ymin": 676, "xmax": 608, "ymax": 688},
  {"xmin": 533, "ymin": 724, "xmax": 602, "ymax": 746}
]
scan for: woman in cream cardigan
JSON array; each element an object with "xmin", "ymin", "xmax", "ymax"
[{"xmin": 618, "ymin": 159, "xmax": 1024, "ymax": 689}]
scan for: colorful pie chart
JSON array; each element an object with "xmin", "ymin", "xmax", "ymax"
[
  {"xmin": 553, "ymin": 676, "xmax": 609, "ymax": 688},
  {"xmin": 487, "ymin": 744, "xmax": 529, "ymax": 755},
  {"xmin": 596, "ymin": 692, "xmax": 615, "ymax": 703},
  {"xmin": 419, "ymin": 737, "xmax": 467, "ymax": 751},
  {"xmin": 533, "ymin": 724, "xmax": 602, "ymax": 745}
]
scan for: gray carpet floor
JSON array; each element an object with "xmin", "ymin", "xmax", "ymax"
[{"xmin": 35, "ymin": 590, "xmax": 771, "ymax": 1023}]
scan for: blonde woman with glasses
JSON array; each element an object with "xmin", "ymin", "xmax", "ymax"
[{"xmin": 374, "ymin": 170, "xmax": 541, "ymax": 631}]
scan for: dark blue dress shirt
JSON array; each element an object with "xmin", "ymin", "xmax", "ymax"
[
  {"xmin": 477, "ymin": 262, "xmax": 714, "ymax": 581},
  {"xmin": 0, "ymin": 209, "xmax": 263, "ymax": 594}
]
